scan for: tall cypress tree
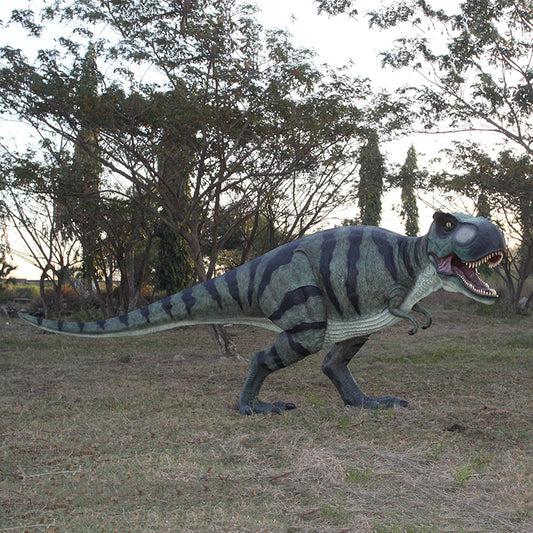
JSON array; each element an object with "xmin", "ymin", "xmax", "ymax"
[
  {"xmin": 358, "ymin": 130, "xmax": 385, "ymax": 226},
  {"xmin": 62, "ymin": 44, "xmax": 103, "ymax": 285},
  {"xmin": 398, "ymin": 145, "xmax": 420, "ymax": 236},
  {"xmin": 155, "ymin": 223, "xmax": 194, "ymax": 295}
]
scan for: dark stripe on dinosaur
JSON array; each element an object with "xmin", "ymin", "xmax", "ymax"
[
  {"xmin": 97, "ymin": 320, "xmax": 106, "ymax": 330},
  {"xmin": 346, "ymin": 232, "xmax": 362, "ymax": 315},
  {"xmin": 203, "ymin": 279, "xmax": 223, "ymax": 309},
  {"xmin": 287, "ymin": 335, "xmax": 312, "ymax": 357},
  {"xmin": 140, "ymin": 306, "xmax": 151, "ymax": 322},
  {"xmin": 181, "ymin": 288, "xmax": 196, "ymax": 316},
  {"xmin": 247, "ymin": 258, "xmax": 259, "ymax": 307},
  {"xmin": 257, "ymin": 347, "xmax": 285, "ymax": 370},
  {"xmin": 161, "ymin": 297, "xmax": 173, "ymax": 318},
  {"xmin": 119, "ymin": 314, "xmax": 129, "ymax": 327},
  {"xmin": 371, "ymin": 228, "xmax": 397, "ymax": 281},
  {"xmin": 257, "ymin": 241, "xmax": 299, "ymax": 301},
  {"xmin": 414, "ymin": 237, "xmax": 425, "ymax": 268},
  {"xmin": 270, "ymin": 346, "xmax": 285, "ymax": 369},
  {"xmin": 285, "ymin": 321, "xmax": 327, "ymax": 335},
  {"xmin": 78, "ymin": 322, "xmax": 85, "ymax": 332},
  {"xmin": 398, "ymin": 237, "xmax": 415, "ymax": 279},
  {"xmin": 268, "ymin": 286, "xmax": 323, "ymax": 322},
  {"xmin": 224, "ymin": 269, "xmax": 243, "ymax": 310},
  {"xmin": 320, "ymin": 234, "xmax": 343, "ymax": 315}
]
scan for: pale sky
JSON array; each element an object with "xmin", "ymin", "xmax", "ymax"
[{"xmin": 2, "ymin": 0, "xmax": 464, "ymax": 278}]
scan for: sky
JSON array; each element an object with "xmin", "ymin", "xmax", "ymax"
[{"xmin": 1, "ymin": 0, "xmax": 461, "ymax": 278}]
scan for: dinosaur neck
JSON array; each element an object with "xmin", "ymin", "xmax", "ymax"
[
  {"xmin": 412, "ymin": 234, "xmax": 431, "ymax": 274},
  {"xmin": 394, "ymin": 234, "xmax": 432, "ymax": 282}
]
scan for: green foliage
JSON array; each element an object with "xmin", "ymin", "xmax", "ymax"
[
  {"xmin": 370, "ymin": 0, "xmax": 533, "ymax": 155},
  {"xmin": 358, "ymin": 129, "xmax": 385, "ymax": 226},
  {"xmin": 155, "ymin": 223, "xmax": 194, "ymax": 295},
  {"xmin": 315, "ymin": 0, "xmax": 357, "ymax": 17},
  {"xmin": 398, "ymin": 145, "xmax": 420, "ymax": 236},
  {"xmin": 0, "ymin": 256, "xmax": 16, "ymax": 290}
]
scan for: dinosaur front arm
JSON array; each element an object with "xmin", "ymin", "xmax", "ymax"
[{"xmin": 387, "ymin": 286, "xmax": 432, "ymax": 335}]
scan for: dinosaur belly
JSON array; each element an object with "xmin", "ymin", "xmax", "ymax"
[{"xmin": 324, "ymin": 311, "xmax": 400, "ymax": 343}]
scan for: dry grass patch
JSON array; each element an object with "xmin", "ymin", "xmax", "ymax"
[{"xmin": 1, "ymin": 298, "xmax": 532, "ymax": 532}]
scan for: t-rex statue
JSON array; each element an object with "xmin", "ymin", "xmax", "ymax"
[{"xmin": 19, "ymin": 212, "xmax": 506, "ymax": 414}]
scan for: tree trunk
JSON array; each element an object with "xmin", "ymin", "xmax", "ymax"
[{"xmin": 207, "ymin": 324, "xmax": 241, "ymax": 359}]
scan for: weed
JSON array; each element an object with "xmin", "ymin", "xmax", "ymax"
[
  {"xmin": 346, "ymin": 465, "xmax": 373, "ymax": 482},
  {"xmin": 454, "ymin": 463, "xmax": 476, "ymax": 487},
  {"xmin": 321, "ymin": 502, "xmax": 347, "ymax": 523},
  {"xmin": 115, "ymin": 352, "xmax": 132, "ymax": 363},
  {"xmin": 425, "ymin": 442, "xmax": 444, "ymax": 463},
  {"xmin": 306, "ymin": 391, "xmax": 327, "ymax": 409},
  {"xmin": 505, "ymin": 333, "xmax": 533, "ymax": 349}
]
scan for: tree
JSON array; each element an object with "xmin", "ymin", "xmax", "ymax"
[
  {"xmin": 67, "ymin": 44, "xmax": 104, "ymax": 288},
  {"xmin": 397, "ymin": 145, "xmax": 419, "ymax": 236},
  {"xmin": 1, "ymin": 150, "xmax": 81, "ymax": 317},
  {"xmin": 1, "ymin": 141, "xmax": 157, "ymax": 316},
  {"xmin": 358, "ymin": 129, "xmax": 385, "ymax": 226},
  {"xmin": 0, "ymin": 210, "xmax": 16, "ymax": 289},
  {"xmin": 155, "ymin": 223, "xmax": 194, "ymax": 295},
  {"xmin": 368, "ymin": 0, "xmax": 533, "ymax": 155},
  {"xmin": 0, "ymin": 0, "xmax": 368, "ymax": 356},
  {"xmin": 89, "ymin": 192, "xmax": 158, "ymax": 315}
]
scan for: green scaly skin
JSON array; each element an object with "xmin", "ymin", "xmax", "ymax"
[{"xmin": 19, "ymin": 212, "xmax": 506, "ymax": 415}]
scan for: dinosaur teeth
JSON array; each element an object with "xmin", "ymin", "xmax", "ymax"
[
  {"xmin": 455, "ymin": 271, "xmax": 498, "ymax": 297},
  {"xmin": 465, "ymin": 251, "xmax": 504, "ymax": 269}
]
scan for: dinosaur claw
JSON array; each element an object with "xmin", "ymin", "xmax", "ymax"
[
  {"xmin": 238, "ymin": 400, "xmax": 297, "ymax": 415},
  {"xmin": 357, "ymin": 395, "xmax": 410, "ymax": 409},
  {"xmin": 274, "ymin": 401, "xmax": 296, "ymax": 411}
]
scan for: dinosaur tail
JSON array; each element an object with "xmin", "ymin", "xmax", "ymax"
[{"xmin": 18, "ymin": 271, "xmax": 281, "ymax": 338}]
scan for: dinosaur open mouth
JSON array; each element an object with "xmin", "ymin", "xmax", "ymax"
[{"xmin": 433, "ymin": 251, "xmax": 504, "ymax": 298}]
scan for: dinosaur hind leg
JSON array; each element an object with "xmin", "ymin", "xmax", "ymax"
[
  {"xmin": 322, "ymin": 336, "xmax": 409, "ymax": 409},
  {"xmin": 238, "ymin": 328, "xmax": 324, "ymax": 415}
]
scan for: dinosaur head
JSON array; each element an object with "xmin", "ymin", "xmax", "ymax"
[{"xmin": 427, "ymin": 212, "xmax": 505, "ymax": 303}]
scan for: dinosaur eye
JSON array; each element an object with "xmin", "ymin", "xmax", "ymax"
[{"xmin": 443, "ymin": 219, "xmax": 455, "ymax": 232}]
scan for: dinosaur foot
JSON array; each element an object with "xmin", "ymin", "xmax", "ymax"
[
  {"xmin": 238, "ymin": 400, "xmax": 297, "ymax": 415},
  {"xmin": 347, "ymin": 395, "xmax": 410, "ymax": 410}
]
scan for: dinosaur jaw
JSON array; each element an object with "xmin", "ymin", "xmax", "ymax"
[{"xmin": 432, "ymin": 251, "xmax": 504, "ymax": 300}]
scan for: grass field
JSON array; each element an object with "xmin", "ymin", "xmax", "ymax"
[{"xmin": 1, "ymin": 294, "xmax": 532, "ymax": 532}]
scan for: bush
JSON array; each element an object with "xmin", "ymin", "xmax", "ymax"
[{"xmin": 0, "ymin": 283, "xmax": 40, "ymax": 303}]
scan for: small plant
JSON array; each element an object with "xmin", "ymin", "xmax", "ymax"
[
  {"xmin": 115, "ymin": 352, "xmax": 132, "ymax": 363},
  {"xmin": 425, "ymin": 442, "xmax": 444, "ymax": 463},
  {"xmin": 453, "ymin": 464, "xmax": 476, "ymax": 487},
  {"xmin": 346, "ymin": 465, "xmax": 373, "ymax": 482},
  {"xmin": 321, "ymin": 502, "xmax": 347, "ymax": 522}
]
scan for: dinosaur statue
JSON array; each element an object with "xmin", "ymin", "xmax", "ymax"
[{"xmin": 19, "ymin": 212, "xmax": 505, "ymax": 414}]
